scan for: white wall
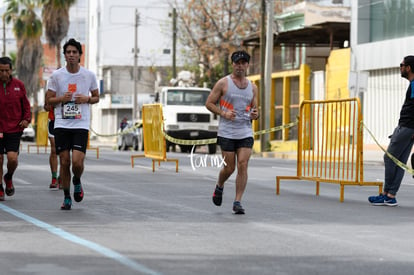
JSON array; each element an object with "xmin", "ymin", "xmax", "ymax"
[
  {"xmin": 350, "ymin": 0, "xmax": 414, "ymax": 71},
  {"xmin": 352, "ymin": 37, "xmax": 414, "ymax": 72},
  {"xmin": 364, "ymin": 69, "xmax": 407, "ymax": 145},
  {"xmin": 88, "ymin": 0, "xmax": 176, "ymax": 71},
  {"xmin": 87, "ymin": 0, "xmax": 180, "ymax": 142}
]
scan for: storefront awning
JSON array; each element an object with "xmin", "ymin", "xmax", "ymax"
[{"xmin": 243, "ymin": 22, "xmax": 350, "ymax": 49}]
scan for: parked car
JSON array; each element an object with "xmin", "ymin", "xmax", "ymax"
[
  {"xmin": 117, "ymin": 120, "xmax": 143, "ymax": 151},
  {"xmin": 21, "ymin": 124, "xmax": 35, "ymax": 142}
]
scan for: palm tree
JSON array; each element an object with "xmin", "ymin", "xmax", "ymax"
[
  {"xmin": 4, "ymin": 0, "xmax": 44, "ymax": 120},
  {"xmin": 41, "ymin": 0, "xmax": 76, "ymax": 68}
]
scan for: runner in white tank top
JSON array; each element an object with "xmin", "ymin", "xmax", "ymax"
[{"xmin": 205, "ymin": 50, "xmax": 259, "ymax": 214}]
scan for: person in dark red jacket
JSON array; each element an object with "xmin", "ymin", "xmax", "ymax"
[{"xmin": 0, "ymin": 56, "xmax": 31, "ymax": 201}]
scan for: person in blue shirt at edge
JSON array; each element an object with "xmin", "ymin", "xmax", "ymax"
[
  {"xmin": 369, "ymin": 55, "xmax": 414, "ymax": 206},
  {"xmin": 205, "ymin": 50, "xmax": 259, "ymax": 214}
]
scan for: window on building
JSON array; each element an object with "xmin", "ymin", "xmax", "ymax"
[
  {"xmin": 282, "ymin": 45, "xmax": 300, "ymax": 70},
  {"xmin": 358, "ymin": 0, "xmax": 414, "ymax": 43},
  {"xmin": 289, "ymin": 77, "xmax": 299, "ymax": 140},
  {"xmin": 274, "ymin": 79, "xmax": 284, "ymax": 140}
]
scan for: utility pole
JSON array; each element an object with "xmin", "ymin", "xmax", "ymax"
[
  {"xmin": 263, "ymin": 0, "xmax": 274, "ymax": 152},
  {"xmin": 260, "ymin": 0, "xmax": 267, "ymax": 152},
  {"xmin": 132, "ymin": 9, "xmax": 140, "ymax": 121},
  {"xmin": 2, "ymin": 15, "xmax": 6, "ymax": 56},
  {"xmin": 172, "ymin": 8, "xmax": 177, "ymax": 79}
]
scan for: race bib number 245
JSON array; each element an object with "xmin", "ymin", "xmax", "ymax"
[{"xmin": 62, "ymin": 101, "xmax": 82, "ymax": 119}]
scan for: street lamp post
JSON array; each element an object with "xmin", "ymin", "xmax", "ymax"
[
  {"xmin": 132, "ymin": 9, "xmax": 140, "ymax": 121},
  {"xmin": 172, "ymin": 8, "xmax": 177, "ymax": 79},
  {"xmin": 2, "ymin": 15, "xmax": 6, "ymax": 56},
  {"xmin": 263, "ymin": 0, "xmax": 274, "ymax": 151},
  {"xmin": 260, "ymin": 0, "xmax": 266, "ymax": 152}
]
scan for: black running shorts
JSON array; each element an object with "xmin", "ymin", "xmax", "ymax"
[
  {"xmin": 48, "ymin": 119, "xmax": 55, "ymax": 138},
  {"xmin": 0, "ymin": 132, "xmax": 22, "ymax": 154},
  {"xmin": 217, "ymin": 136, "xmax": 254, "ymax": 152},
  {"xmin": 54, "ymin": 128, "xmax": 89, "ymax": 154}
]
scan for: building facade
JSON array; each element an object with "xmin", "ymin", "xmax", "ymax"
[
  {"xmin": 244, "ymin": 1, "xmax": 351, "ymax": 152},
  {"xmin": 245, "ymin": 0, "xmax": 409, "ymax": 151},
  {"xmin": 351, "ymin": 0, "xmax": 414, "ymax": 146},
  {"xmin": 87, "ymin": 0, "xmax": 179, "ymax": 142}
]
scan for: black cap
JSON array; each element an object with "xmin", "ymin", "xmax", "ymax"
[{"xmin": 231, "ymin": 50, "xmax": 250, "ymax": 63}]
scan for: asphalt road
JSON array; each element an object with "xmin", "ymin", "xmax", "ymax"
[{"xmin": 2, "ymin": 143, "xmax": 414, "ymax": 275}]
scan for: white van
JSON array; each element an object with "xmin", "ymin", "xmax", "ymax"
[{"xmin": 156, "ymin": 86, "xmax": 218, "ymax": 154}]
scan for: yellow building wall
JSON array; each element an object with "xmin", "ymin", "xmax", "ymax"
[
  {"xmin": 325, "ymin": 48, "xmax": 351, "ymax": 100},
  {"xmin": 325, "ymin": 48, "xmax": 352, "ymax": 147},
  {"xmin": 248, "ymin": 49, "xmax": 351, "ymax": 154},
  {"xmin": 248, "ymin": 64, "xmax": 311, "ymax": 153}
]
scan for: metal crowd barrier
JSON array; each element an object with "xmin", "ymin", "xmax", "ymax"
[{"xmin": 276, "ymin": 98, "xmax": 383, "ymax": 202}]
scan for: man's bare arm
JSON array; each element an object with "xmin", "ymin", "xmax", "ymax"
[
  {"xmin": 45, "ymin": 90, "xmax": 60, "ymax": 106},
  {"xmin": 89, "ymin": 88, "xmax": 100, "ymax": 104},
  {"xmin": 206, "ymin": 79, "xmax": 224, "ymax": 115}
]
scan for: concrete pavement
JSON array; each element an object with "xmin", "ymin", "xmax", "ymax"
[{"xmin": 3, "ymin": 146, "xmax": 414, "ymax": 275}]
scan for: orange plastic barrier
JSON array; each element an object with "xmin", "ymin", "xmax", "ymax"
[
  {"xmin": 131, "ymin": 104, "xmax": 178, "ymax": 172},
  {"xmin": 276, "ymin": 98, "xmax": 382, "ymax": 202}
]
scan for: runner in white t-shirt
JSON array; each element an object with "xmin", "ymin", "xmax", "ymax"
[{"xmin": 45, "ymin": 38, "xmax": 100, "ymax": 210}]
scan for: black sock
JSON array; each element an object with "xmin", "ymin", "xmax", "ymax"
[
  {"xmin": 64, "ymin": 189, "xmax": 70, "ymax": 198},
  {"xmin": 216, "ymin": 185, "xmax": 223, "ymax": 191},
  {"xmin": 72, "ymin": 176, "xmax": 80, "ymax": 185},
  {"xmin": 4, "ymin": 173, "xmax": 12, "ymax": 180}
]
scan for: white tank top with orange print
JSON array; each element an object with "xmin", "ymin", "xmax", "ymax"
[{"xmin": 217, "ymin": 75, "xmax": 254, "ymax": 139}]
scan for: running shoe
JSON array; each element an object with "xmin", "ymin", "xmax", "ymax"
[
  {"xmin": 212, "ymin": 185, "xmax": 223, "ymax": 206},
  {"xmin": 368, "ymin": 194, "xmax": 385, "ymax": 205},
  {"xmin": 4, "ymin": 175, "xmax": 14, "ymax": 196},
  {"xmin": 233, "ymin": 201, "xmax": 245, "ymax": 215},
  {"xmin": 0, "ymin": 184, "xmax": 4, "ymax": 201},
  {"xmin": 384, "ymin": 196, "xmax": 398, "ymax": 207},
  {"xmin": 49, "ymin": 177, "xmax": 58, "ymax": 189},
  {"xmin": 73, "ymin": 181, "xmax": 84, "ymax": 202},
  {"xmin": 60, "ymin": 197, "xmax": 72, "ymax": 210}
]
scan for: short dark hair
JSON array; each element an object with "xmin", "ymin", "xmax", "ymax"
[
  {"xmin": 63, "ymin": 38, "xmax": 83, "ymax": 55},
  {"xmin": 0, "ymin": 56, "xmax": 12, "ymax": 69},
  {"xmin": 404, "ymin": 55, "xmax": 414, "ymax": 69}
]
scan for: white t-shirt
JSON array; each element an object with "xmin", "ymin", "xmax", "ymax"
[{"xmin": 48, "ymin": 67, "xmax": 98, "ymax": 130}]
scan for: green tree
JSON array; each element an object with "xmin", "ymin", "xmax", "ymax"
[
  {"xmin": 41, "ymin": 0, "xmax": 76, "ymax": 68},
  {"xmin": 169, "ymin": 0, "xmax": 260, "ymax": 87},
  {"xmin": 4, "ymin": 0, "xmax": 43, "ymax": 117}
]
